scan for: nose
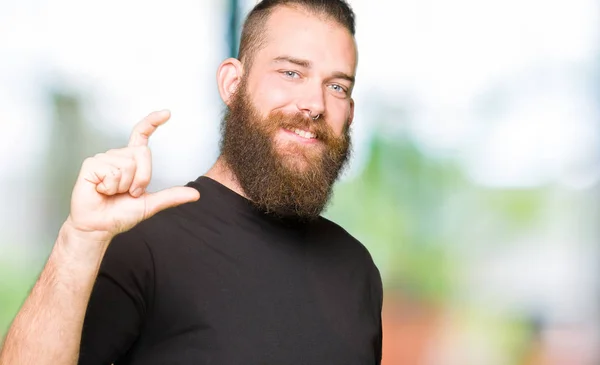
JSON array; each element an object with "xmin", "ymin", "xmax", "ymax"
[{"xmin": 296, "ymin": 82, "xmax": 326, "ymax": 120}]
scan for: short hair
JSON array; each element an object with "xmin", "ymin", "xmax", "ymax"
[{"xmin": 238, "ymin": 0, "xmax": 356, "ymax": 68}]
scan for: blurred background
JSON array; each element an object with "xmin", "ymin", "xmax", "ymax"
[{"xmin": 1, "ymin": 0, "xmax": 599, "ymax": 363}]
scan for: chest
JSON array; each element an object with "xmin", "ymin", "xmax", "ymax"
[{"xmin": 140, "ymin": 229, "xmax": 379, "ymax": 364}]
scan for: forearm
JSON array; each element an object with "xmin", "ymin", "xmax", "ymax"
[{"xmin": 0, "ymin": 224, "xmax": 110, "ymax": 365}]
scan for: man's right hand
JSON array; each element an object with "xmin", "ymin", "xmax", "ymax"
[
  {"xmin": 0, "ymin": 110, "xmax": 200, "ymax": 365},
  {"xmin": 64, "ymin": 110, "xmax": 200, "ymax": 243}
]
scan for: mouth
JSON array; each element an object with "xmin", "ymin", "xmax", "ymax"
[{"xmin": 281, "ymin": 127, "xmax": 319, "ymax": 143}]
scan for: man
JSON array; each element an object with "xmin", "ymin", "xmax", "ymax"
[{"xmin": 0, "ymin": 0, "xmax": 383, "ymax": 364}]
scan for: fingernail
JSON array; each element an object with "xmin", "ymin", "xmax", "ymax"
[{"xmin": 131, "ymin": 188, "xmax": 142, "ymax": 197}]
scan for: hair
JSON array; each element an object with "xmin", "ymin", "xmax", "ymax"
[{"xmin": 238, "ymin": 0, "xmax": 356, "ymax": 68}]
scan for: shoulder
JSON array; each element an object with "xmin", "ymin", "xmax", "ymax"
[
  {"xmin": 314, "ymin": 216, "xmax": 368, "ymax": 251},
  {"xmin": 119, "ymin": 179, "xmax": 228, "ymax": 261},
  {"xmin": 313, "ymin": 216, "xmax": 379, "ymax": 270},
  {"xmin": 125, "ymin": 177, "xmax": 217, "ymax": 247},
  {"xmin": 105, "ymin": 224, "xmax": 153, "ymax": 271}
]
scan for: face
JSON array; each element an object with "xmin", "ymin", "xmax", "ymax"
[
  {"xmin": 218, "ymin": 6, "xmax": 358, "ymax": 221},
  {"xmin": 245, "ymin": 5, "xmax": 357, "ymax": 150}
]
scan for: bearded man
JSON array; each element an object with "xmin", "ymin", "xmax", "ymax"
[{"xmin": 0, "ymin": 1, "xmax": 383, "ymax": 364}]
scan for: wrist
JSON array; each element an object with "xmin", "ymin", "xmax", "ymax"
[
  {"xmin": 55, "ymin": 220, "xmax": 113, "ymax": 267},
  {"xmin": 39, "ymin": 225, "xmax": 111, "ymax": 295},
  {"xmin": 63, "ymin": 215, "xmax": 115, "ymax": 243}
]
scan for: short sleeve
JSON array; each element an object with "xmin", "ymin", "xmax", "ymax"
[
  {"xmin": 369, "ymin": 260, "xmax": 383, "ymax": 365},
  {"xmin": 78, "ymin": 228, "xmax": 155, "ymax": 365}
]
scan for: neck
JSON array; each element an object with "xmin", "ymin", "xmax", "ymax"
[{"xmin": 204, "ymin": 156, "xmax": 248, "ymax": 199}]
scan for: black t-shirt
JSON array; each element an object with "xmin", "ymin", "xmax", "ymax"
[{"xmin": 78, "ymin": 176, "xmax": 383, "ymax": 365}]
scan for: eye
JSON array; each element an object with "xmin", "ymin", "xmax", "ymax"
[
  {"xmin": 281, "ymin": 70, "xmax": 300, "ymax": 79},
  {"xmin": 329, "ymin": 84, "xmax": 347, "ymax": 94}
]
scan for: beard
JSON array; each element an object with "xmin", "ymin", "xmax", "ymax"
[{"xmin": 219, "ymin": 78, "xmax": 352, "ymax": 221}]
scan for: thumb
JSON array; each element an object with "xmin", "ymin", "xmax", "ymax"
[{"xmin": 144, "ymin": 186, "xmax": 200, "ymax": 218}]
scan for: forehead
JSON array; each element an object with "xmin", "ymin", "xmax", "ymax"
[{"xmin": 255, "ymin": 6, "xmax": 357, "ymax": 74}]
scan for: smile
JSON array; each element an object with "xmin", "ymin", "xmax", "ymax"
[{"xmin": 284, "ymin": 127, "xmax": 317, "ymax": 140}]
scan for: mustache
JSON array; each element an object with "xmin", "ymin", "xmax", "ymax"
[{"xmin": 267, "ymin": 111, "xmax": 337, "ymax": 144}]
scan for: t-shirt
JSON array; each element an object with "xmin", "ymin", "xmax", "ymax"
[{"xmin": 78, "ymin": 176, "xmax": 383, "ymax": 365}]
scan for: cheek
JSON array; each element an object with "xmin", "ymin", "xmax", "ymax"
[
  {"xmin": 326, "ymin": 100, "xmax": 352, "ymax": 136},
  {"xmin": 328, "ymin": 120, "xmax": 347, "ymax": 137},
  {"xmin": 252, "ymin": 75, "xmax": 297, "ymax": 115}
]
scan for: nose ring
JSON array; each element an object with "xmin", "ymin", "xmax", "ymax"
[{"xmin": 310, "ymin": 112, "xmax": 321, "ymax": 121}]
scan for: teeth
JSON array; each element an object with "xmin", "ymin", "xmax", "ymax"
[{"xmin": 293, "ymin": 128, "xmax": 316, "ymax": 139}]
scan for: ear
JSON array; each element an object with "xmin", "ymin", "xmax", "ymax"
[
  {"xmin": 347, "ymin": 98, "xmax": 355, "ymax": 126},
  {"xmin": 217, "ymin": 58, "xmax": 244, "ymax": 105}
]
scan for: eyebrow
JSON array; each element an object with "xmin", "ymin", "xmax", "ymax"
[
  {"xmin": 273, "ymin": 55, "xmax": 311, "ymax": 68},
  {"xmin": 331, "ymin": 71, "xmax": 355, "ymax": 84},
  {"xmin": 272, "ymin": 55, "xmax": 355, "ymax": 84}
]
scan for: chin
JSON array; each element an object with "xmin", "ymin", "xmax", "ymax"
[
  {"xmin": 281, "ymin": 154, "xmax": 313, "ymax": 172},
  {"xmin": 276, "ymin": 140, "xmax": 321, "ymax": 165}
]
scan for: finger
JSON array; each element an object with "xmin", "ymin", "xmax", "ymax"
[
  {"xmin": 94, "ymin": 153, "xmax": 137, "ymax": 194},
  {"xmin": 81, "ymin": 158, "xmax": 122, "ymax": 196},
  {"xmin": 143, "ymin": 186, "xmax": 200, "ymax": 219},
  {"xmin": 129, "ymin": 146, "xmax": 152, "ymax": 197},
  {"xmin": 128, "ymin": 110, "xmax": 171, "ymax": 148},
  {"xmin": 106, "ymin": 146, "xmax": 152, "ymax": 198}
]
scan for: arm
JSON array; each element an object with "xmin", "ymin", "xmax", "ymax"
[
  {"xmin": 0, "ymin": 224, "xmax": 110, "ymax": 365},
  {"xmin": 78, "ymin": 229, "xmax": 153, "ymax": 364},
  {"xmin": 0, "ymin": 110, "xmax": 199, "ymax": 365}
]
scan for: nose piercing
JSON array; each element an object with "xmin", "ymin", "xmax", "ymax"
[{"xmin": 310, "ymin": 112, "xmax": 321, "ymax": 120}]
